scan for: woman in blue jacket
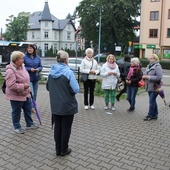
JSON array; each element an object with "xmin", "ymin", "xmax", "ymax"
[
  {"xmin": 47, "ymin": 50, "xmax": 79, "ymax": 156},
  {"xmin": 23, "ymin": 44, "xmax": 42, "ymax": 113}
]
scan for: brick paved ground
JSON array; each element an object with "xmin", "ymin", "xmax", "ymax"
[{"xmin": 0, "ymin": 70, "xmax": 170, "ymax": 170}]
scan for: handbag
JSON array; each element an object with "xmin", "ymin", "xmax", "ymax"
[
  {"xmin": 1, "ymin": 80, "xmax": 6, "ymax": 94},
  {"xmin": 81, "ymin": 73, "xmax": 89, "ymax": 82},
  {"xmin": 138, "ymin": 79, "xmax": 145, "ymax": 87}
]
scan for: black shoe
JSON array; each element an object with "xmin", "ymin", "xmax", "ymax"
[
  {"xmin": 151, "ymin": 117, "xmax": 158, "ymax": 120},
  {"xmin": 127, "ymin": 108, "xmax": 134, "ymax": 112},
  {"xmin": 56, "ymin": 152, "xmax": 61, "ymax": 156},
  {"xmin": 61, "ymin": 148, "xmax": 72, "ymax": 157},
  {"xmin": 143, "ymin": 116, "xmax": 152, "ymax": 121},
  {"xmin": 116, "ymin": 95, "xmax": 120, "ymax": 101}
]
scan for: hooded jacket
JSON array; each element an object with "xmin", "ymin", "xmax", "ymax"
[
  {"xmin": 5, "ymin": 62, "xmax": 31, "ymax": 101},
  {"xmin": 46, "ymin": 62, "xmax": 79, "ymax": 115},
  {"xmin": 23, "ymin": 53, "xmax": 42, "ymax": 82},
  {"xmin": 144, "ymin": 62, "xmax": 162, "ymax": 91}
]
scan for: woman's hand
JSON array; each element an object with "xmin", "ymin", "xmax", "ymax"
[
  {"xmin": 30, "ymin": 68, "xmax": 36, "ymax": 72},
  {"xmin": 126, "ymin": 80, "xmax": 131, "ymax": 84},
  {"xmin": 89, "ymin": 70, "xmax": 96, "ymax": 75},
  {"xmin": 142, "ymin": 75, "xmax": 149, "ymax": 80},
  {"xmin": 24, "ymin": 83, "xmax": 29, "ymax": 89}
]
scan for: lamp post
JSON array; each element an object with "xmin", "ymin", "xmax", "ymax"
[
  {"xmin": 98, "ymin": 8, "xmax": 101, "ymax": 63},
  {"xmin": 90, "ymin": 5, "xmax": 102, "ymax": 63}
]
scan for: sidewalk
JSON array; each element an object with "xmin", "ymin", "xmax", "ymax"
[{"xmin": 0, "ymin": 76, "xmax": 170, "ymax": 170}]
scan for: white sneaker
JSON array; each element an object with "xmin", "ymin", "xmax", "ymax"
[
  {"xmin": 14, "ymin": 128, "xmax": 25, "ymax": 134},
  {"xmin": 85, "ymin": 106, "xmax": 88, "ymax": 110},
  {"xmin": 25, "ymin": 124, "xmax": 39, "ymax": 130},
  {"xmin": 90, "ymin": 105, "xmax": 95, "ymax": 110},
  {"xmin": 104, "ymin": 106, "xmax": 109, "ymax": 110},
  {"xmin": 111, "ymin": 107, "xmax": 116, "ymax": 111}
]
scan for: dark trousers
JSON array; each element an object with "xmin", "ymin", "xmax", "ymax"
[
  {"xmin": 83, "ymin": 79, "xmax": 96, "ymax": 106},
  {"xmin": 53, "ymin": 114, "xmax": 74, "ymax": 153}
]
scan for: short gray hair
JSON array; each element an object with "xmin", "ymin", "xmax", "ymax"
[
  {"xmin": 131, "ymin": 57, "xmax": 140, "ymax": 65},
  {"xmin": 85, "ymin": 48, "xmax": 93, "ymax": 55},
  {"xmin": 11, "ymin": 51, "xmax": 24, "ymax": 62},
  {"xmin": 56, "ymin": 50, "xmax": 69, "ymax": 62}
]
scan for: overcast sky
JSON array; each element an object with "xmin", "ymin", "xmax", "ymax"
[{"xmin": 0, "ymin": 0, "xmax": 82, "ymax": 33}]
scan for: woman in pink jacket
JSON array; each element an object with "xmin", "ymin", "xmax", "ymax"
[{"xmin": 5, "ymin": 51, "xmax": 38, "ymax": 134}]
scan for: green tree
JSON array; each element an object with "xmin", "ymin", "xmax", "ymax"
[
  {"xmin": 3, "ymin": 12, "xmax": 30, "ymax": 41},
  {"xmin": 75, "ymin": 0, "xmax": 140, "ymax": 53}
]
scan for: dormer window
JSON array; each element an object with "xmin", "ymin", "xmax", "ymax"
[{"xmin": 45, "ymin": 22, "xmax": 48, "ymax": 27}]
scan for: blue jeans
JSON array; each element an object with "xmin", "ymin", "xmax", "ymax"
[
  {"xmin": 126, "ymin": 86, "xmax": 138, "ymax": 109},
  {"xmin": 30, "ymin": 81, "xmax": 39, "ymax": 101},
  {"xmin": 148, "ymin": 91, "xmax": 158, "ymax": 118},
  {"xmin": 10, "ymin": 98, "xmax": 34, "ymax": 129}
]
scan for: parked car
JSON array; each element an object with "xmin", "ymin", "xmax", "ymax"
[
  {"xmin": 68, "ymin": 58, "xmax": 82, "ymax": 71},
  {"xmin": 94, "ymin": 53, "xmax": 108, "ymax": 62},
  {"xmin": 42, "ymin": 58, "xmax": 82, "ymax": 78}
]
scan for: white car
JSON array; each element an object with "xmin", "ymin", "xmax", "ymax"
[
  {"xmin": 68, "ymin": 58, "xmax": 82, "ymax": 71},
  {"xmin": 41, "ymin": 58, "xmax": 82, "ymax": 78}
]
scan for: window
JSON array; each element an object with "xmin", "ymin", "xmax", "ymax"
[
  {"xmin": 54, "ymin": 44, "xmax": 57, "ymax": 51},
  {"xmin": 54, "ymin": 32, "xmax": 57, "ymax": 39},
  {"xmin": 150, "ymin": 11, "xmax": 159, "ymax": 20},
  {"xmin": 70, "ymin": 44, "xmax": 72, "ymax": 50},
  {"xmin": 67, "ymin": 32, "xmax": 71, "ymax": 40},
  {"xmin": 149, "ymin": 29, "xmax": 158, "ymax": 38},
  {"xmin": 168, "ymin": 9, "xmax": 170, "ymax": 19},
  {"xmin": 65, "ymin": 44, "xmax": 67, "ymax": 49},
  {"xmin": 45, "ymin": 22, "xmax": 48, "ymax": 27},
  {"xmin": 44, "ymin": 43, "xmax": 48, "ymax": 51},
  {"xmin": 32, "ymin": 32, "xmax": 35, "ymax": 39},
  {"xmin": 167, "ymin": 28, "xmax": 170, "ymax": 37},
  {"xmin": 151, "ymin": 0, "xmax": 160, "ymax": 2},
  {"xmin": 44, "ymin": 32, "xmax": 48, "ymax": 38}
]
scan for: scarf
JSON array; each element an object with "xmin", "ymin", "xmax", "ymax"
[
  {"xmin": 148, "ymin": 61, "xmax": 157, "ymax": 69},
  {"xmin": 107, "ymin": 62, "xmax": 116, "ymax": 69},
  {"xmin": 127, "ymin": 65, "xmax": 138, "ymax": 80}
]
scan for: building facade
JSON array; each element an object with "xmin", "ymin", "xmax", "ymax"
[
  {"xmin": 27, "ymin": 1, "xmax": 76, "ymax": 57},
  {"xmin": 139, "ymin": 0, "xmax": 170, "ymax": 58}
]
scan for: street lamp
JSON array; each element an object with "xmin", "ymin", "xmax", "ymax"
[
  {"xmin": 90, "ymin": 5, "xmax": 102, "ymax": 63},
  {"xmin": 98, "ymin": 7, "xmax": 101, "ymax": 63}
]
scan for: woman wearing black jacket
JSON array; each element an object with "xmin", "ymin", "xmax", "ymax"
[{"xmin": 116, "ymin": 54, "xmax": 131, "ymax": 101}]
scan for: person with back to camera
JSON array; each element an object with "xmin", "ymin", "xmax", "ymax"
[
  {"xmin": 5, "ymin": 51, "xmax": 38, "ymax": 134},
  {"xmin": 143, "ymin": 54, "xmax": 162, "ymax": 121},
  {"xmin": 116, "ymin": 54, "xmax": 131, "ymax": 101},
  {"xmin": 23, "ymin": 44, "xmax": 42, "ymax": 114},
  {"xmin": 126, "ymin": 57, "xmax": 143, "ymax": 112},
  {"xmin": 46, "ymin": 50, "xmax": 79, "ymax": 156},
  {"xmin": 100, "ymin": 54, "xmax": 120, "ymax": 110},
  {"xmin": 80, "ymin": 48, "xmax": 100, "ymax": 110}
]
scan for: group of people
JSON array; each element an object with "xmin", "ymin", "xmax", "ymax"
[
  {"xmin": 4, "ymin": 46, "xmax": 162, "ymax": 157},
  {"xmin": 80, "ymin": 48, "xmax": 163, "ymax": 121}
]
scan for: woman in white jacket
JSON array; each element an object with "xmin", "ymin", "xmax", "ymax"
[
  {"xmin": 80, "ymin": 48, "xmax": 100, "ymax": 110},
  {"xmin": 100, "ymin": 54, "xmax": 120, "ymax": 110}
]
